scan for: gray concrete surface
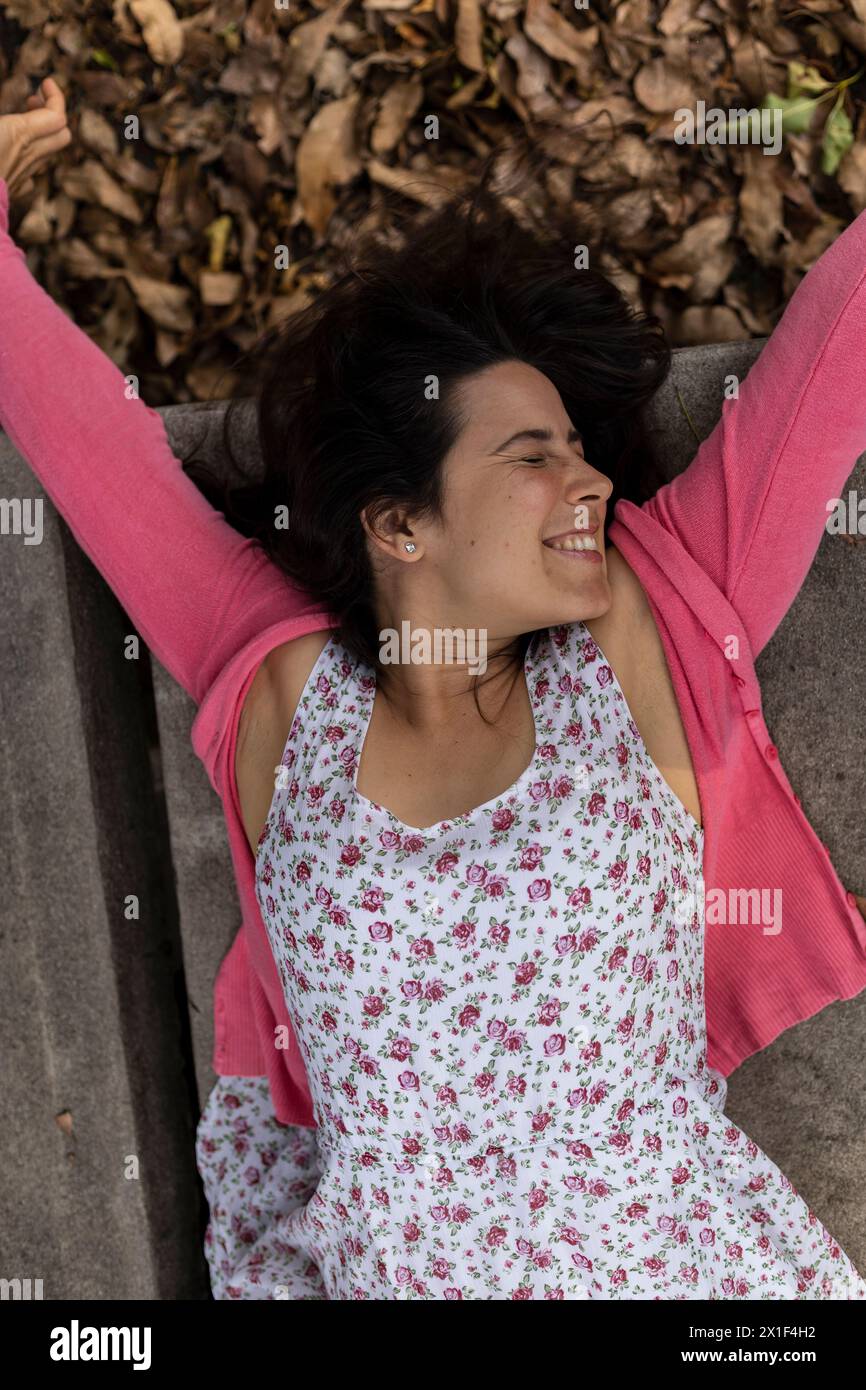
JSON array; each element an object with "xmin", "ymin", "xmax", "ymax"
[
  {"xmin": 0, "ymin": 441, "xmax": 209, "ymax": 1299},
  {"xmin": 2, "ymin": 338, "xmax": 865, "ymax": 1298}
]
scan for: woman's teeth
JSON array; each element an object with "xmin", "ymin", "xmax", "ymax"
[{"xmin": 546, "ymin": 534, "xmax": 598, "ymax": 551}]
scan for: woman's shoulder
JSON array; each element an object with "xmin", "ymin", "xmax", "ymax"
[
  {"xmin": 235, "ymin": 628, "xmax": 333, "ymax": 855},
  {"xmin": 241, "ymin": 629, "xmax": 333, "ymax": 745}
]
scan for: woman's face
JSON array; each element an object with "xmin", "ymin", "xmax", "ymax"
[{"xmin": 392, "ymin": 359, "xmax": 616, "ymax": 644}]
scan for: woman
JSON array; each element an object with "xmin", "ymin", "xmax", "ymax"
[{"xmin": 3, "ymin": 79, "xmax": 866, "ymax": 1301}]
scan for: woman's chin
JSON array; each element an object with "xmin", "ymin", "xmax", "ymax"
[
  {"xmin": 549, "ymin": 569, "xmax": 613, "ymax": 619},
  {"xmin": 529, "ymin": 587, "xmax": 613, "ymax": 631}
]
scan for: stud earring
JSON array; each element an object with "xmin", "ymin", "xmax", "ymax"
[{"xmin": 404, "ymin": 542, "xmax": 417, "ymax": 552}]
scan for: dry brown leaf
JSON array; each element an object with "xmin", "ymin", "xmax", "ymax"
[
  {"xmin": 738, "ymin": 149, "xmax": 784, "ymax": 261},
  {"xmin": 125, "ymin": 273, "xmax": 194, "ymax": 331},
  {"xmin": 649, "ymin": 213, "xmax": 735, "ymax": 292},
  {"xmin": 838, "ymin": 143, "xmax": 866, "ymax": 214},
  {"xmin": 15, "ymin": 195, "xmax": 57, "ymax": 245},
  {"xmin": 52, "ymin": 193, "xmax": 77, "ymax": 240},
  {"xmin": 219, "ymin": 53, "xmax": 276, "ymax": 98},
  {"xmin": 221, "ymin": 134, "xmax": 271, "ymax": 202},
  {"xmin": 524, "ymin": 0, "xmax": 598, "ymax": 83},
  {"xmin": 296, "ymin": 94, "xmax": 362, "ymax": 237},
  {"xmin": 634, "ymin": 58, "xmax": 696, "ymax": 112},
  {"xmin": 348, "ymin": 48, "xmax": 429, "ymax": 81},
  {"xmin": 314, "ymin": 47, "xmax": 352, "ymax": 98},
  {"xmin": 564, "ymin": 95, "xmax": 644, "ymax": 140},
  {"xmin": 606, "ymin": 188, "xmax": 654, "ymax": 239},
  {"xmin": 732, "ymin": 32, "xmax": 789, "ymax": 103},
  {"xmin": 366, "ymin": 158, "xmax": 463, "ymax": 207},
  {"xmin": 127, "ymin": 0, "xmax": 185, "ymax": 67},
  {"xmin": 248, "ymin": 94, "xmax": 284, "ymax": 157},
  {"xmin": 779, "ymin": 217, "xmax": 845, "ymax": 292},
  {"xmin": 676, "ymin": 305, "xmax": 749, "ymax": 344},
  {"xmin": 722, "ymin": 281, "xmax": 776, "ymax": 336},
  {"xmin": 395, "ymin": 22, "xmax": 430, "ymax": 49},
  {"xmin": 659, "ymin": 0, "xmax": 709, "ymax": 38},
  {"xmin": 111, "ymin": 155, "xmax": 161, "ymax": 196},
  {"xmin": 283, "ymin": 0, "xmax": 353, "ymax": 100},
  {"xmin": 446, "ymin": 71, "xmax": 488, "ymax": 110},
  {"xmin": 11, "ymin": 0, "xmax": 866, "ymax": 408},
  {"xmin": 57, "ymin": 160, "xmax": 143, "ymax": 224},
  {"xmin": 186, "ymin": 362, "xmax": 243, "ymax": 401},
  {"xmin": 371, "ymin": 76, "xmax": 424, "ymax": 155},
  {"xmin": 456, "ymin": 0, "xmax": 485, "ymax": 74},
  {"xmin": 58, "ymin": 238, "xmax": 116, "ymax": 278},
  {"xmin": 78, "ymin": 108, "xmax": 119, "ymax": 159},
  {"xmin": 155, "ymin": 329, "xmax": 183, "ymax": 367},
  {"xmin": 600, "ymin": 252, "xmax": 643, "ymax": 310},
  {"xmin": 91, "ymin": 281, "xmax": 139, "ymax": 361},
  {"xmin": 505, "ymin": 34, "xmax": 558, "ymax": 116},
  {"xmin": 826, "ymin": 11, "xmax": 866, "ymax": 56},
  {"xmin": 199, "ymin": 270, "xmax": 244, "ymax": 306}
]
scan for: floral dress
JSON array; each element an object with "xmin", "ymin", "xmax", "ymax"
[{"xmin": 195, "ymin": 621, "xmax": 866, "ymax": 1300}]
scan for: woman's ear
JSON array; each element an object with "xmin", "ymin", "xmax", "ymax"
[{"xmin": 359, "ymin": 504, "xmax": 417, "ymax": 561}]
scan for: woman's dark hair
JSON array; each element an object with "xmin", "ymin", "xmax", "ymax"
[{"xmin": 183, "ymin": 142, "xmax": 671, "ymax": 718}]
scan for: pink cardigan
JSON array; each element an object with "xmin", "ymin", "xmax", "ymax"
[{"xmin": 3, "ymin": 177, "xmax": 866, "ymax": 1126}]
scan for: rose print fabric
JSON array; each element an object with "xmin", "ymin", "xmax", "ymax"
[
  {"xmin": 195, "ymin": 1074, "xmax": 327, "ymax": 1299},
  {"xmin": 197, "ymin": 621, "xmax": 866, "ymax": 1300}
]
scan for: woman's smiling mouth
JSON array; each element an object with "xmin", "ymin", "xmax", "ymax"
[{"xmin": 543, "ymin": 530, "xmax": 603, "ymax": 562}]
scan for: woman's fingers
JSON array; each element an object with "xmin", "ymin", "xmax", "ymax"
[
  {"xmin": 3, "ymin": 123, "xmax": 69, "ymax": 196},
  {"xmin": 34, "ymin": 76, "xmax": 66, "ymax": 117},
  {"xmin": 4, "ymin": 118, "xmax": 71, "ymax": 190},
  {"xmin": 11, "ymin": 78, "xmax": 68, "ymax": 150},
  {"xmin": 0, "ymin": 73, "xmax": 70, "ymax": 187},
  {"xmin": 25, "ymin": 78, "xmax": 64, "ymax": 113},
  {"xmin": 17, "ymin": 124, "xmax": 72, "ymax": 169},
  {"xmin": 11, "ymin": 152, "xmax": 53, "ymax": 189}
]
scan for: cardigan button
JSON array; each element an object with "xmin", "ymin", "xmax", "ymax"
[
  {"xmin": 764, "ymin": 743, "xmax": 778, "ymax": 760},
  {"xmin": 733, "ymin": 673, "xmax": 745, "ymax": 687}
]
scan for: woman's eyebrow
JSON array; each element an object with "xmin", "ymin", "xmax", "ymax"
[{"xmin": 490, "ymin": 427, "xmax": 583, "ymax": 453}]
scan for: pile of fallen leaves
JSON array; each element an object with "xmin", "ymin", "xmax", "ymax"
[{"xmin": 1, "ymin": 0, "xmax": 865, "ymax": 404}]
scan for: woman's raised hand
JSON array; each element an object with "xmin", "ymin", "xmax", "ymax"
[{"xmin": 0, "ymin": 75, "xmax": 71, "ymax": 199}]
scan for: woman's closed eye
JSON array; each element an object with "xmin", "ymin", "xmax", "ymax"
[{"xmin": 519, "ymin": 452, "xmax": 587, "ymax": 467}]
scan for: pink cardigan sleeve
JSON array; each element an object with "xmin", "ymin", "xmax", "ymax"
[
  {"xmin": 0, "ymin": 175, "xmax": 308, "ymax": 705},
  {"xmin": 644, "ymin": 207, "xmax": 866, "ymax": 659}
]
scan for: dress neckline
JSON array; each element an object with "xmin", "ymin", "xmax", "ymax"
[
  {"xmin": 349, "ymin": 629, "xmax": 545, "ymax": 836},
  {"xmin": 256, "ymin": 620, "xmax": 703, "ymax": 870}
]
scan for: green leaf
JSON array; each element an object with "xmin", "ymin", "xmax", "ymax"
[
  {"xmin": 821, "ymin": 92, "xmax": 853, "ymax": 176},
  {"xmin": 787, "ymin": 61, "xmax": 832, "ymax": 97},
  {"xmin": 761, "ymin": 91, "xmax": 819, "ymax": 135},
  {"xmin": 91, "ymin": 48, "xmax": 119, "ymax": 71}
]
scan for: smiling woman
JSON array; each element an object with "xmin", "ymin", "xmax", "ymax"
[
  {"xmin": 186, "ymin": 155, "xmax": 671, "ymax": 682},
  {"xmin": 3, "ymin": 90, "xmax": 866, "ymax": 1301},
  {"xmin": 183, "ymin": 154, "xmax": 866, "ymax": 1298}
]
